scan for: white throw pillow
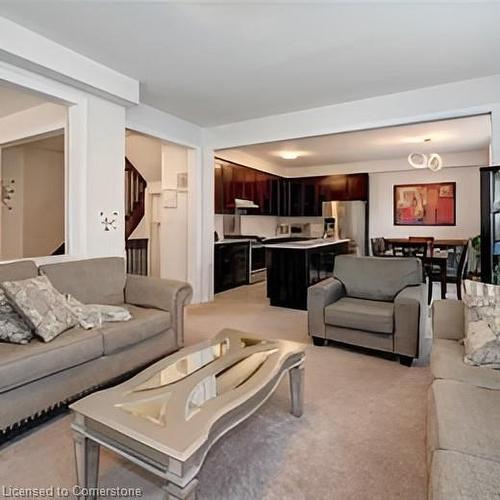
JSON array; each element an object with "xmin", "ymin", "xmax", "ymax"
[
  {"xmin": 462, "ymin": 279, "xmax": 500, "ymax": 368},
  {"xmin": 463, "ymin": 320, "xmax": 500, "ymax": 368},
  {"xmin": 65, "ymin": 295, "xmax": 132, "ymax": 330}
]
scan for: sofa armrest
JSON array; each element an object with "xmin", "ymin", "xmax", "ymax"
[
  {"xmin": 307, "ymin": 278, "xmax": 345, "ymax": 338},
  {"xmin": 125, "ymin": 275, "xmax": 193, "ymax": 347},
  {"xmin": 394, "ymin": 284, "xmax": 426, "ymax": 357},
  {"xmin": 432, "ymin": 299, "xmax": 464, "ymax": 341}
]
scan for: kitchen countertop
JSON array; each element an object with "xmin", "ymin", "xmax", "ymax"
[
  {"xmin": 264, "ymin": 238, "xmax": 350, "ymax": 250},
  {"xmin": 214, "ymin": 239, "xmax": 251, "ymax": 245}
]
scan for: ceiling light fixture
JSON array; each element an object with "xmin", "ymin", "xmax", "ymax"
[
  {"xmin": 279, "ymin": 151, "xmax": 301, "ymax": 160},
  {"xmin": 408, "ymin": 152, "xmax": 443, "ymax": 171}
]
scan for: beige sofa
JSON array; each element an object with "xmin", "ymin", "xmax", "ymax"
[
  {"xmin": 0, "ymin": 257, "xmax": 192, "ymax": 438},
  {"xmin": 308, "ymin": 256, "xmax": 426, "ymax": 365},
  {"xmin": 428, "ymin": 300, "xmax": 500, "ymax": 499}
]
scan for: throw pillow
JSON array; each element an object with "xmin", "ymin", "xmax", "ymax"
[
  {"xmin": 1, "ymin": 275, "xmax": 77, "ymax": 342},
  {"xmin": 65, "ymin": 295, "xmax": 132, "ymax": 330},
  {"xmin": 0, "ymin": 289, "xmax": 33, "ymax": 345},
  {"xmin": 463, "ymin": 320, "xmax": 500, "ymax": 368},
  {"xmin": 462, "ymin": 279, "xmax": 500, "ymax": 334}
]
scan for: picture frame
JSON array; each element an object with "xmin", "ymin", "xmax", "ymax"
[
  {"xmin": 393, "ymin": 182, "xmax": 456, "ymax": 226},
  {"xmin": 163, "ymin": 189, "xmax": 178, "ymax": 208}
]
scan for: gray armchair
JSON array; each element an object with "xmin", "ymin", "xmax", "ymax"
[{"xmin": 308, "ymin": 255, "xmax": 426, "ymax": 366}]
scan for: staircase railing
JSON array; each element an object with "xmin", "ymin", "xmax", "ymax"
[
  {"xmin": 126, "ymin": 238, "xmax": 148, "ymax": 276},
  {"xmin": 125, "ymin": 157, "xmax": 147, "ymax": 239}
]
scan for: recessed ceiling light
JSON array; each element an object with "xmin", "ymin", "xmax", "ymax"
[{"xmin": 279, "ymin": 151, "xmax": 301, "ymax": 160}]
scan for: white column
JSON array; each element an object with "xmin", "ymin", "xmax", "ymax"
[{"xmin": 199, "ymin": 145, "xmax": 215, "ymax": 303}]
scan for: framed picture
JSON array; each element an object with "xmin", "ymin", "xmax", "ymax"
[
  {"xmin": 177, "ymin": 172, "xmax": 188, "ymax": 191},
  {"xmin": 163, "ymin": 189, "xmax": 178, "ymax": 208},
  {"xmin": 393, "ymin": 182, "xmax": 456, "ymax": 226}
]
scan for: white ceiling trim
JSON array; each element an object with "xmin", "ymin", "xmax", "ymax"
[{"xmin": 0, "ymin": 16, "xmax": 139, "ymax": 105}]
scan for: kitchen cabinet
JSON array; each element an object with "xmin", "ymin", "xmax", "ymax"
[
  {"xmin": 214, "ymin": 158, "xmax": 368, "ymax": 216},
  {"xmin": 214, "ymin": 241, "xmax": 250, "ymax": 293}
]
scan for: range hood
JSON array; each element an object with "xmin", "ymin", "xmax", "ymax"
[{"xmin": 235, "ymin": 198, "xmax": 259, "ymax": 209}]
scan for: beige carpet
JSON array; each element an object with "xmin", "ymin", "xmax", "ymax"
[{"xmin": 0, "ymin": 283, "xmax": 432, "ymax": 499}]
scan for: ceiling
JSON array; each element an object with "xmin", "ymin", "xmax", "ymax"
[
  {"xmin": 1, "ymin": 3, "xmax": 500, "ymax": 126},
  {"xmin": 217, "ymin": 115, "xmax": 491, "ymax": 167},
  {"xmin": 0, "ymin": 85, "xmax": 48, "ymax": 118}
]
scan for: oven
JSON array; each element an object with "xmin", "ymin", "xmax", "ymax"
[{"xmin": 250, "ymin": 240, "xmax": 266, "ymax": 283}]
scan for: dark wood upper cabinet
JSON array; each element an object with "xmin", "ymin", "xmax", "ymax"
[
  {"xmin": 346, "ymin": 173, "xmax": 369, "ymax": 200},
  {"xmin": 214, "ymin": 158, "xmax": 368, "ymax": 216}
]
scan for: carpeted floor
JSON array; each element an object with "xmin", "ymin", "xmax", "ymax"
[{"xmin": 0, "ymin": 282, "xmax": 432, "ymax": 499}]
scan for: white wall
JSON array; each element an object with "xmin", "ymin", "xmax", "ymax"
[
  {"xmin": 1, "ymin": 147, "xmax": 24, "ymax": 259},
  {"xmin": 160, "ymin": 142, "xmax": 189, "ymax": 282},
  {"xmin": 22, "ymin": 146, "xmax": 64, "ymax": 258},
  {"xmin": 1, "ymin": 141, "xmax": 65, "ymax": 259},
  {"xmin": 126, "ymin": 132, "xmax": 162, "ymax": 182},
  {"xmin": 369, "ymin": 165, "xmax": 481, "ymax": 241},
  {"xmin": 83, "ymin": 96, "xmax": 126, "ymax": 258}
]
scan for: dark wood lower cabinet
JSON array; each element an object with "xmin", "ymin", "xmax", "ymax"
[
  {"xmin": 266, "ymin": 241, "xmax": 349, "ymax": 310},
  {"xmin": 214, "ymin": 242, "xmax": 250, "ymax": 293}
]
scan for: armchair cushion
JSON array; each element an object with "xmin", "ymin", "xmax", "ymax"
[{"xmin": 325, "ymin": 297, "xmax": 394, "ymax": 334}]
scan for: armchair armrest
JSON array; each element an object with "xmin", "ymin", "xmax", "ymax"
[
  {"xmin": 394, "ymin": 284, "xmax": 426, "ymax": 358},
  {"xmin": 432, "ymin": 299, "xmax": 464, "ymax": 341},
  {"xmin": 307, "ymin": 278, "xmax": 345, "ymax": 338},
  {"xmin": 125, "ymin": 275, "xmax": 193, "ymax": 347}
]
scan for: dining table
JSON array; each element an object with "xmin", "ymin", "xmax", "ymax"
[{"xmin": 383, "ymin": 238, "xmax": 466, "ymax": 302}]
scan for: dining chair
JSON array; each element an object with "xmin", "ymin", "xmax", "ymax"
[
  {"xmin": 370, "ymin": 237, "xmax": 388, "ymax": 256},
  {"xmin": 431, "ymin": 241, "xmax": 469, "ymax": 300}
]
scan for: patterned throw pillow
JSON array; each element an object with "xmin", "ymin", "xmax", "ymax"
[
  {"xmin": 0, "ymin": 289, "xmax": 33, "ymax": 345},
  {"xmin": 462, "ymin": 279, "xmax": 500, "ymax": 369},
  {"xmin": 463, "ymin": 320, "xmax": 500, "ymax": 368},
  {"xmin": 1, "ymin": 275, "xmax": 77, "ymax": 342}
]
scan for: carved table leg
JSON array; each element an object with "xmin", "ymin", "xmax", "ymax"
[
  {"xmin": 289, "ymin": 363, "xmax": 304, "ymax": 417},
  {"xmin": 163, "ymin": 478, "xmax": 199, "ymax": 500},
  {"xmin": 73, "ymin": 432, "xmax": 100, "ymax": 500}
]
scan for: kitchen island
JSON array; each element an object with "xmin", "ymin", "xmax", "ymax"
[{"xmin": 265, "ymin": 238, "xmax": 350, "ymax": 310}]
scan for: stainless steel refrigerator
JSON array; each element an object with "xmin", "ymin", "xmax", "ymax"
[{"xmin": 322, "ymin": 201, "xmax": 368, "ymax": 256}]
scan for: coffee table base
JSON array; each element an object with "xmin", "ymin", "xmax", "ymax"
[{"xmin": 72, "ymin": 359, "xmax": 304, "ymax": 500}]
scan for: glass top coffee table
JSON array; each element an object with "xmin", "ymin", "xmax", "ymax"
[{"xmin": 70, "ymin": 328, "xmax": 306, "ymax": 499}]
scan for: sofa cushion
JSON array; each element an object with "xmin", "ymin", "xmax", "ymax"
[
  {"xmin": 430, "ymin": 450, "xmax": 500, "ymax": 500},
  {"xmin": 325, "ymin": 297, "xmax": 394, "ymax": 334},
  {"xmin": 39, "ymin": 257, "xmax": 126, "ymax": 305},
  {"xmin": 430, "ymin": 379, "xmax": 500, "ymax": 463},
  {"xmin": 100, "ymin": 305, "xmax": 171, "ymax": 355},
  {"xmin": 334, "ymin": 255, "xmax": 422, "ymax": 301},
  {"xmin": 431, "ymin": 339, "xmax": 500, "ymax": 390},
  {"xmin": 0, "ymin": 327, "xmax": 103, "ymax": 393},
  {"xmin": 0, "ymin": 261, "xmax": 38, "ymax": 282}
]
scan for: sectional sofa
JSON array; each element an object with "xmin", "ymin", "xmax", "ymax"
[
  {"xmin": 428, "ymin": 299, "xmax": 500, "ymax": 499},
  {"xmin": 0, "ymin": 257, "xmax": 192, "ymax": 438}
]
